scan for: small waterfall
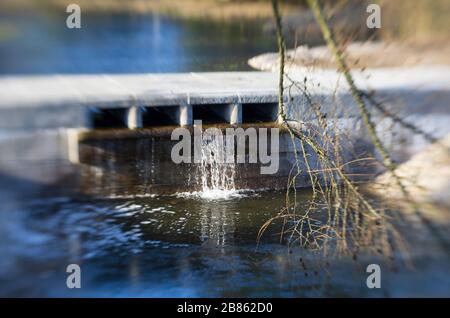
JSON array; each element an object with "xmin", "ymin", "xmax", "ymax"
[{"xmin": 197, "ymin": 133, "xmax": 237, "ymax": 199}]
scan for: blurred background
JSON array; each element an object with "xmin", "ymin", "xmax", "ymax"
[{"xmin": 0, "ymin": 0, "xmax": 448, "ymax": 74}]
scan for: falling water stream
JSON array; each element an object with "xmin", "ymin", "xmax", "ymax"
[{"xmin": 197, "ymin": 134, "xmax": 238, "ymax": 200}]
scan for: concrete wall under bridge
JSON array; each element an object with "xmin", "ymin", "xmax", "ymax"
[{"xmin": 75, "ymin": 124, "xmax": 328, "ymax": 197}]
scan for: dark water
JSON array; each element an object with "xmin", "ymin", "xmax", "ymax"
[
  {"xmin": 0, "ymin": 185, "xmax": 448, "ymax": 297},
  {"xmin": 0, "ymin": 13, "xmax": 275, "ymax": 74}
]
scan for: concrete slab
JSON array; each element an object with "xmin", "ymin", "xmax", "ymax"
[{"xmin": 0, "ymin": 68, "xmax": 449, "ymax": 130}]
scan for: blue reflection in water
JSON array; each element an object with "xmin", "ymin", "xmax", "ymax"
[{"xmin": 0, "ymin": 13, "xmax": 274, "ymax": 74}]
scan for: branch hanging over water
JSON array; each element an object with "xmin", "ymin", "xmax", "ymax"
[
  {"xmin": 267, "ymin": 0, "xmax": 387, "ymax": 253},
  {"xmin": 271, "ymin": 0, "xmax": 286, "ymax": 121}
]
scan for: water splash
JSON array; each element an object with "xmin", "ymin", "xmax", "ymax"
[{"xmin": 196, "ymin": 133, "xmax": 238, "ymax": 200}]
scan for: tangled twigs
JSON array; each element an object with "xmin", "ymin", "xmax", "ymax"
[
  {"xmin": 261, "ymin": 0, "xmax": 389, "ymax": 255},
  {"xmin": 262, "ymin": 0, "xmax": 450, "ymax": 260},
  {"xmin": 360, "ymin": 91, "xmax": 450, "ymax": 152},
  {"xmin": 306, "ymin": 0, "xmax": 449, "ymax": 252},
  {"xmin": 306, "ymin": 0, "xmax": 395, "ymax": 173}
]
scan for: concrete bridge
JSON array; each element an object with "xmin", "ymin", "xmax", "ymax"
[
  {"xmin": 0, "ymin": 68, "xmax": 449, "ymax": 195},
  {"xmin": 0, "ymin": 72, "xmax": 284, "ymax": 131},
  {"xmin": 1, "ymin": 66, "xmax": 449, "ymax": 132}
]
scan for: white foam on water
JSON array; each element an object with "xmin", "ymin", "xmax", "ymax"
[
  {"xmin": 197, "ymin": 189, "xmax": 240, "ymax": 200},
  {"xmin": 102, "ymin": 193, "xmax": 158, "ymax": 199},
  {"xmin": 176, "ymin": 189, "xmax": 249, "ymax": 201}
]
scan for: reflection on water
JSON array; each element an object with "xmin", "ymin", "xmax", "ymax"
[
  {"xmin": 0, "ymin": 187, "xmax": 449, "ymax": 297},
  {"xmin": 0, "ymin": 13, "xmax": 275, "ymax": 74}
]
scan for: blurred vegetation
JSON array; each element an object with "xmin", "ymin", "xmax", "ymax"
[
  {"xmin": 1, "ymin": 0, "xmax": 448, "ymax": 42},
  {"xmin": 379, "ymin": 0, "xmax": 450, "ymax": 42},
  {"xmin": 0, "ymin": 0, "xmax": 298, "ymax": 20}
]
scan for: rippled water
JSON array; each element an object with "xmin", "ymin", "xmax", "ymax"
[
  {"xmin": 0, "ymin": 185, "xmax": 449, "ymax": 297},
  {"xmin": 0, "ymin": 190, "xmax": 298, "ymax": 296}
]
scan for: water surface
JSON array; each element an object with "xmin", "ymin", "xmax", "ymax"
[
  {"xmin": 0, "ymin": 186, "xmax": 448, "ymax": 297},
  {"xmin": 0, "ymin": 13, "xmax": 275, "ymax": 74}
]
